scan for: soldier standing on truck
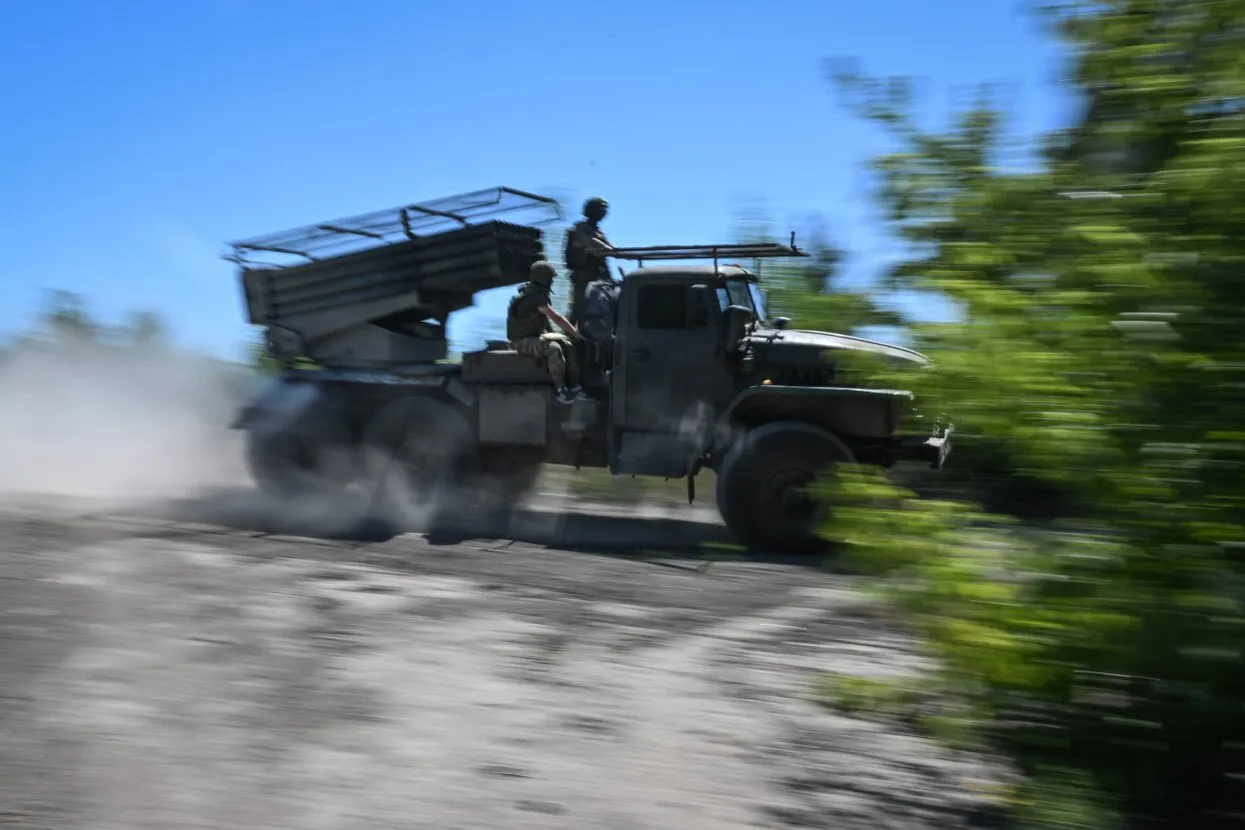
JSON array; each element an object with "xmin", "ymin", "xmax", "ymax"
[
  {"xmin": 508, "ymin": 260, "xmax": 591, "ymax": 404},
  {"xmin": 564, "ymin": 197, "xmax": 615, "ymax": 324},
  {"xmin": 577, "ymin": 276, "xmax": 622, "ymax": 383}
]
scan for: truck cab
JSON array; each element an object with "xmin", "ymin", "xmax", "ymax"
[
  {"xmin": 460, "ymin": 255, "xmax": 950, "ymax": 553},
  {"xmin": 609, "ymin": 266, "xmax": 763, "ymax": 477}
]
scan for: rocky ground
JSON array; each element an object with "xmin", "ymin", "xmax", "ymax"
[{"xmin": 0, "ymin": 489, "xmax": 1008, "ymax": 830}]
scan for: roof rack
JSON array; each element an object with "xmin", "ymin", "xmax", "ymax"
[
  {"xmin": 604, "ymin": 236, "xmax": 808, "ymax": 268},
  {"xmin": 226, "ymin": 186, "xmax": 564, "ymax": 269}
]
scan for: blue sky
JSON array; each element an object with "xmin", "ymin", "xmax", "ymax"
[{"xmin": 0, "ymin": 0, "xmax": 1077, "ymax": 361}]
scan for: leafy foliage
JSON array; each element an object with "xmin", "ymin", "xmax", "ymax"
[
  {"xmin": 818, "ymin": 1, "xmax": 1245, "ymax": 826},
  {"xmin": 733, "ymin": 210, "xmax": 905, "ymax": 337},
  {"xmin": 0, "ymin": 292, "xmax": 277, "ymax": 407},
  {"xmin": 3, "ymin": 290, "xmax": 175, "ymax": 357},
  {"xmin": 767, "ymin": 244, "xmax": 907, "ymax": 337}
]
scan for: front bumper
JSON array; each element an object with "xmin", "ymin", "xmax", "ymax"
[{"xmin": 896, "ymin": 424, "xmax": 954, "ymax": 470}]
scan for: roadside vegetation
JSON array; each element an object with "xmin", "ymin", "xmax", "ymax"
[{"xmin": 805, "ymin": 2, "xmax": 1245, "ymax": 827}]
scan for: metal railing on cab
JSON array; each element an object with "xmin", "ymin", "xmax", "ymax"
[{"xmin": 604, "ymin": 233, "xmax": 809, "ymax": 272}]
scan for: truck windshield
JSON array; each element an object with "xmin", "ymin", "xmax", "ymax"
[
  {"xmin": 748, "ymin": 283, "xmax": 768, "ymax": 322},
  {"xmin": 716, "ymin": 278, "xmax": 766, "ymax": 322},
  {"xmin": 717, "ymin": 278, "xmax": 752, "ymax": 311}
]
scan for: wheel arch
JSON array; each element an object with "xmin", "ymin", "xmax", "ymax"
[
  {"xmin": 718, "ymin": 418, "xmax": 856, "ymax": 475},
  {"xmin": 361, "ymin": 392, "xmax": 477, "ymax": 454}
]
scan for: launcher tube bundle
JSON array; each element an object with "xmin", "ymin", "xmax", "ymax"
[{"xmin": 227, "ymin": 187, "xmax": 563, "ymax": 368}]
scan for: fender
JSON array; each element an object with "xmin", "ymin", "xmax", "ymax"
[
  {"xmin": 723, "ymin": 384, "xmax": 915, "ymax": 440},
  {"xmin": 229, "ymin": 376, "xmax": 326, "ymax": 433},
  {"xmin": 682, "ymin": 385, "xmax": 913, "ymax": 504},
  {"xmin": 230, "ymin": 369, "xmax": 455, "ymax": 432}
]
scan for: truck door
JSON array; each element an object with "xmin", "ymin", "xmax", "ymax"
[{"xmin": 612, "ymin": 280, "xmax": 727, "ymax": 449}]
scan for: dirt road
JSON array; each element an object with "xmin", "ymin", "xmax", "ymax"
[{"xmin": 0, "ymin": 493, "xmax": 1004, "ymax": 829}]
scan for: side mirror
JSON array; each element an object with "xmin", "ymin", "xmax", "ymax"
[
  {"xmin": 723, "ymin": 304, "xmax": 754, "ymax": 352},
  {"xmin": 685, "ymin": 284, "xmax": 711, "ymax": 328},
  {"xmin": 772, "ymin": 316, "xmax": 791, "ymax": 330}
]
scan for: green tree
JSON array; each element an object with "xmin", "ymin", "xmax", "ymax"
[
  {"xmin": 15, "ymin": 291, "xmax": 180, "ymax": 356},
  {"xmin": 732, "ymin": 207, "xmax": 904, "ymax": 337},
  {"xmin": 820, "ymin": 1, "xmax": 1245, "ymax": 826},
  {"xmin": 39, "ymin": 289, "xmax": 100, "ymax": 344},
  {"xmin": 248, "ymin": 337, "xmax": 283, "ymax": 374},
  {"xmin": 123, "ymin": 310, "xmax": 168, "ymax": 347}
]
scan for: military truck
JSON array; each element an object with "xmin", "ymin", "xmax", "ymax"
[{"xmin": 228, "ymin": 186, "xmax": 952, "ymax": 553}]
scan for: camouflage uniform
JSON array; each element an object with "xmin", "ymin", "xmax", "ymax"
[
  {"xmin": 507, "ymin": 263, "xmax": 582, "ymax": 391},
  {"xmin": 564, "ymin": 198, "xmax": 612, "ymax": 324},
  {"xmin": 512, "ymin": 332, "xmax": 580, "ymax": 389}
]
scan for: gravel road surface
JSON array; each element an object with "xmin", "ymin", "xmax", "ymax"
[{"xmin": 0, "ymin": 491, "xmax": 1006, "ymax": 830}]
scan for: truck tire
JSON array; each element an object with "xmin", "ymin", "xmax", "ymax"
[
  {"xmin": 243, "ymin": 413, "xmax": 354, "ymax": 500},
  {"xmin": 360, "ymin": 395, "xmax": 477, "ymax": 525},
  {"xmin": 715, "ymin": 421, "xmax": 855, "ymax": 555}
]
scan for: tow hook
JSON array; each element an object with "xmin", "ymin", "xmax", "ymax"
[{"xmin": 924, "ymin": 424, "xmax": 955, "ymax": 470}]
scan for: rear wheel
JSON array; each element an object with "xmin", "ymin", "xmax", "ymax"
[
  {"xmin": 244, "ymin": 411, "xmax": 355, "ymax": 500},
  {"xmin": 715, "ymin": 422, "xmax": 855, "ymax": 555},
  {"xmin": 360, "ymin": 396, "xmax": 477, "ymax": 527}
]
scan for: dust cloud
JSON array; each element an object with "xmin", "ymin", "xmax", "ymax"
[
  {"xmin": 0, "ymin": 332, "xmax": 724, "ymax": 537},
  {"xmin": 0, "ymin": 340, "xmax": 256, "ymax": 508}
]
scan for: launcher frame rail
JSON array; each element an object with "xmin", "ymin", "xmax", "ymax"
[{"xmin": 225, "ymin": 186, "xmax": 564, "ymax": 269}]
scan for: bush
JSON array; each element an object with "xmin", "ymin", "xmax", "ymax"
[{"xmin": 818, "ymin": 2, "xmax": 1245, "ymax": 826}]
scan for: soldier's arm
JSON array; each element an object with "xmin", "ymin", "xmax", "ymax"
[
  {"xmin": 572, "ymin": 225, "xmax": 615, "ymax": 255},
  {"xmin": 540, "ymin": 305, "xmax": 581, "ymax": 339}
]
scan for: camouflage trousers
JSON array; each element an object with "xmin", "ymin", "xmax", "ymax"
[{"xmin": 512, "ymin": 332, "xmax": 581, "ymax": 389}]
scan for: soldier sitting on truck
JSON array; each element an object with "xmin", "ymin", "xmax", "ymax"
[
  {"xmin": 564, "ymin": 197, "xmax": 615, "ymax": 324},
  {"xmin": 507, "ymin": 261, "xmax": 591, "ymax": 404}
]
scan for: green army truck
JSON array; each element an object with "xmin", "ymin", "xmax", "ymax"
[{"xmin": 228, "ymin": 186, "xmax": 952, "ymax": 554}]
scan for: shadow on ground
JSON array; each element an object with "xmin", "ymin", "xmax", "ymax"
[{"xmin": 131, "ymin": 486, "xmax": 763, "ymax": 563}]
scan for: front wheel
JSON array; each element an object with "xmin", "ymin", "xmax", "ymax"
[{"xmin": 715, "ymin": 422, "xmax": 855, "ymax": 555}]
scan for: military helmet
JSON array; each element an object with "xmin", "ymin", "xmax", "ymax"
[
  {"xmin": 528, "ymin": 259, "xmax": 557, "ymax": 288},
  {"xmin": 583, "ymin": 197, "xmax": 608, "ymax": 221}
]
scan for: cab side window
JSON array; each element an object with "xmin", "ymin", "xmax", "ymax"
[{"xmin": 636, "ymin": 284, "xmax": 689, "ymax": 330}]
